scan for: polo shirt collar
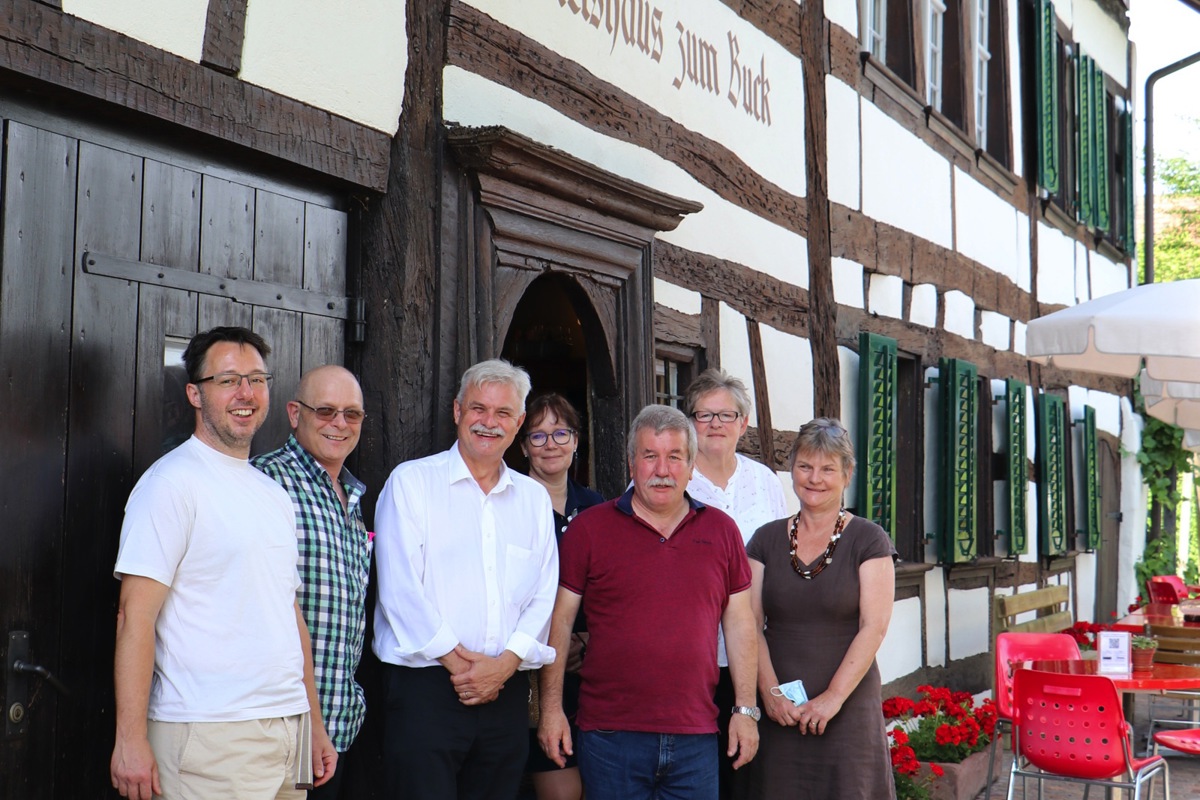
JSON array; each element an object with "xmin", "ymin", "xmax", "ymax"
[{"xmin": 615, "ymin": 486, "xmax": 706, "ymax": 516}]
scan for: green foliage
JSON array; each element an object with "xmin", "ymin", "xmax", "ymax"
[
  {"xmin": 1132, "ymin": 634, "xmax": 1158, "ymax": 650},
  {"xmin": 1134, "ymin": 535, "xmax": 1177, "ymax": 593},
  {"xmin": 1160, "ymin": 155, "xmax": 1200, "ymax": 196},
  {"xmin": 1136, "ymin": 414, "xmax": 1192, "ymax": 507}
]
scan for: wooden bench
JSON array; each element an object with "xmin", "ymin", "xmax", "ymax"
[{"xmin": 993, "ymin": 585, "xmax": 1073, "ymax": 642}]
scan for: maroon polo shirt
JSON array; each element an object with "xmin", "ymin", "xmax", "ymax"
[{"xmin": 559, "ymin": 488, "xmax": 751, "ymax": 734}]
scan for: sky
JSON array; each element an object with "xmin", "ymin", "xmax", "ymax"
[{"xmin": 1129, "ymin": 0, "xmax": 1200, "ymax": 166}]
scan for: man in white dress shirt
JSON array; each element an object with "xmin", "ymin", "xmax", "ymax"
[{"xmin": 372, "ymin": 359, "xmax": 558, "ymax": 800}]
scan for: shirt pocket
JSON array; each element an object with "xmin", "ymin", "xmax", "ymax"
[{"xmin": 504, "ymin": 543, "xmax": 539, "ymax": 608}]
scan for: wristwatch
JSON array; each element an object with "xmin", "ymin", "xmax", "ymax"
[{"xmin": 731, "ymin": 705, "xmax": 761, "ymax": 722}]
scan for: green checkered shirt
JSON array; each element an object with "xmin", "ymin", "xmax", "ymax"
[{"xmin": 253, "ymin": 434, "xmax": 369, "ymax": 751}]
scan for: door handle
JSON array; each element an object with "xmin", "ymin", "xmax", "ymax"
[{"xmin": 12, "ymin": 659, "xmax": 70, "ymax": 696}]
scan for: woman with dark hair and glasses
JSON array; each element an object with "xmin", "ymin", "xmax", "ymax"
[
  {"xmin": 745, "ymin": 418, "xmax": 897, "ymax": 799},
  {"xmin": 518, "ymin": 393, "xmax": 603, "ymax": 800}
]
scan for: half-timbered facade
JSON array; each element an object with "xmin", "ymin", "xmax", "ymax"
[{"xmin": 0, "ymin": 0, "xmax": 1163, "ymax": 797}]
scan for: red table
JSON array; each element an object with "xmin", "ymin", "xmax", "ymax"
[
  {"xmin": 1112, "ymin": 601, "xmax": 1200, "ymax": 633},
  {"xmin": 1027, "ymin": 658, "xmax": 1200, "ymax": 692}
]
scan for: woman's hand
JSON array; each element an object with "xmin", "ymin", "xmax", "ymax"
[
  {"xmin": 795, "ymin": 692, "xmax": 845, "ymax": 736},
  {"xmin": 764, "ymin": 691, "xmax": 803, "ymax": 728}
]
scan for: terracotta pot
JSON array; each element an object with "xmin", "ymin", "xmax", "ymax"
[
  {"xmin": 916, "ymin": 749, "xmax": 992, "ymax": 800},
  {"xmin": 1132, "ymin": 647, "xmax": 1157, "ymax": 672}
]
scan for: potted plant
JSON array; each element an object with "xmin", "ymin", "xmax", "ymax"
[
  {"xmin": 883, "ymin": 686, "xmax": 998, "ymax": 800},
  {"xmin": 1132, "ymin": 635, "xmax": 1158, "ymax": 672}
]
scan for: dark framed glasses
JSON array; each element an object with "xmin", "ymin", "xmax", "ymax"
[
  {"xmin": 526, "ymin": 429, "xmax": 575, "ymax": 447},
  {"xmin": 193, "ymin": 371, "xmax": 273, "ymax": 390}
]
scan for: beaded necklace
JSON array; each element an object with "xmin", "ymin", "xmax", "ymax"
[{"xmin": 788, "ymin": 508, "xmax": 847, "ymax": 580}]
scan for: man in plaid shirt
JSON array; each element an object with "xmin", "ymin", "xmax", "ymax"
[{"xmin": 254, "ymin": 365, "xmax": 370, "ymax": 800}]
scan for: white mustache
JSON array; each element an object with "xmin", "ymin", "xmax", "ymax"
[
  {"xmin": 646, "ymin": 477, "xmax": 677, "ymax": 488},
  {"xmin": 470, "ymin": 423, "xmax": 505, "ymax": 437}
]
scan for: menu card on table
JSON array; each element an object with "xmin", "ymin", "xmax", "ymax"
[{"xmin": 1097, "ymin": 630, "xmax": 1131, "ymax": 675}]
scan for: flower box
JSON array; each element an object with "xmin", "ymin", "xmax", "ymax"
[{"xmin": 916, "ymin": 749, "xmax": 992, "ymax": 800}]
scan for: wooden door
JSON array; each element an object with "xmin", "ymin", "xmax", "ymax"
[
  {"xmin": 0, "ymin": 113, "xmax": 349, "ymax": 799},
  {"xmin": 1095, "ymin": 437, "xmax": 1122, "ymax": 620}
]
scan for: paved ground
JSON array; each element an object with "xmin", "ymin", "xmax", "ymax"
[{"xmin": 977, "ymin": 695, "xmax": 1200, "ymax": 799}]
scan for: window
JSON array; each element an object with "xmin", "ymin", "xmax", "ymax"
[
  {"xmin": 975, "ymin": 0, "xmax": 1011, "ymax": 164},
  {"xmin": 856, "ymin": 332, "xmax": 898, "ymax": 539},
  {"xmin": 926, "ymin": 0, "xmax": 966, "ymax": 128},
  {"xmin": 862, "ymin": 0, "xmax": 917, "ymax": 88},
  {"xmin": 1035, "ymin": 393, "xmax": 1069, "ymax": 557},
  {"xmin": 938, "ymin": 357, "xmax": 979, "ymax": 564},
  {"xmin": 895, "ymin": 353, "xmax": 925, "ymax": 563},
  {"xmin": 1079, "ymin": 406, "xmax": 1101, "ymax": 551},
  {"xmin": 926, "ymin": 0, "xmax": 947, "ymax": 110},
  {"xmin": 1111, "ymin": 93, "xmax": 1137, "ymax": 252},
  {"xmin": 654, "ymin": 345, "xmax": 697, "ymax": 409}
]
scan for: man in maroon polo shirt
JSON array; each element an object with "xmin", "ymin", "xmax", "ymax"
[{"xmin": 538, "ymin": 404, "xmax": 760, "ymax": 800}]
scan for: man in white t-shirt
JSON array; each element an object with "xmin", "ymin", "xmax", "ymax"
[{"xmin": 110, "ymin": 326, "xmax": 336, "ymax": 800}]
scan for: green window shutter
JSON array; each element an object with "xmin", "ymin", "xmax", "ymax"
[
  {"xmin": 1093, "ymin": 67, "xmax": 1110, "ymax": 232},
  {"xmin": 1036, "ymin": 394, "xmax": 1069, "ymax": 557},
  {"xmin": 856, "ymin": 332, "xmax": 898, "ymax": 538},
  {"xmin": 1035, "ymin": 0, "xmax": 1060, "ymax": 195},
  {"xmin": 1082, "ymin": 406, "xmax": 1100, "ymax": 550},
  {"xmin": 939, "ymin": 358, "xmax": 978, "ymax": 564},
  {"xmin": 1122, "ymin": 106, "xmax": 1136, "ymax": 251},
  {"xmin": 1077, "ymin": 53, "xmax": 1094, "ymax": 227},
  {"xmin": 1005, "ymin": 379, "xmax": 1028, "ymax": 555}
]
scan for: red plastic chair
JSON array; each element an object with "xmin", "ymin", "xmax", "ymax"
[
  {"xmin": 1154, "ymin": 728, "xmax": 1200, "ymax": 755},
  {"xmin": 986, "ymin": 633, "xmax": 1083, "ymax": 794},
  {"xmin": 1007, "ymin": 669, "xmax": 1169, "ymax": 800},
  {"xmin": 1148, "ymin": 576, "xmax": 1188, "ymax": 604}
]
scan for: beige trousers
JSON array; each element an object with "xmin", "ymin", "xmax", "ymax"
[{"xmin": 147, "ymin": 715, "xmax": 306, "ymax": 800}]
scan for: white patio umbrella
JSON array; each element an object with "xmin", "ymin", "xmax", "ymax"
[
  {"xmin": 1025, "ymin": 278, "xmax": 1200, "ymax": 382},
  {"xmin": 1140, "ymin": 370, "xmax": 1200, "ymax": 430}
]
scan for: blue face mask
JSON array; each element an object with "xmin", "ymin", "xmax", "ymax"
[{"xmin": 770, "ymin": 679, "xmax": 808, "ymax": 706}]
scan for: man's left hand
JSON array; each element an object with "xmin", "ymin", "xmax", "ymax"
[
  {"xmin": 727, "ymin": 712, "xmax": 759, "ymax": 769},
  {"xmin": 311, "ymin": 726, "xmax": 338, "ymax": 787},
  {"xmin": 450, "ymin": 649, "xmax": 519, "ymax": 705}
]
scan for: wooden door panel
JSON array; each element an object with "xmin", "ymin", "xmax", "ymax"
[
  {"xmin": 253, "ymin": 190, "xmax": 304, "ymax": 286},
  {"xmin": 0, "ymin": 120, "xmax": 76, "ymax": 800},
  {"xmin": 141, "ymin": 160, "xmax": 202, "ymax": 270},
  {"xmin": 133, "ymin": 286, "xmax": 198, "ymax": 471},
  {"xmin": 253, "ymin": 306, "xmax": 304, "ymax": 453},
  {"xmin": 301, "ymin": 204, "xmax": 347, "ymax": 372}
]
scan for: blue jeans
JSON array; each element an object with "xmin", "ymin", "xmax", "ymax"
[{"xmin": 577, "ymin": 730, "xmax": 718, "ymax": 800}]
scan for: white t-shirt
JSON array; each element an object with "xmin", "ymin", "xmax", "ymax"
[
  {"xmin": 688, "ymin": 453, "xmax": 788, "ymax": 667},
  {"xmin": 114, "ymin": 436, "xmax": 309, "ymax": 722}
]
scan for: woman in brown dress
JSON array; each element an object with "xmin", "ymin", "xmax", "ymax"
[{"xmin": 746, "ymin": 418, "xmax": 897, "ymax": 799}]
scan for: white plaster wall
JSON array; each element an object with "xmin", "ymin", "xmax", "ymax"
[
  {"xmin": 1075, "ymin": 552, "xmax": 1098, "ymax": 622},
  {"xmin": 1074, "ymin": 241, "xmax": 1091, "ymax": 301},
  {"xmin": 653, "ymin": 279, "xmax": 703, "ymax": 314},
  {"xmin": 1013, "ymin": 320, "xmax": 1028, "ymax": 355},
  {"xmin": 1086, "ymin": 389, "xmax": 1122, "ymax": 437},
  {"xmin": 1071, "ymin": 0, "xmax": 1129, "ymax": 88},
  {"xmin": 839, "ymin": 345, "xmax": 860, "ymax": 511},
  {"xmin": 467, "ymin": 0, "xmax": 807, "ymax": 197},
  {"xmin": 1089, "ymin": 249, "xmax": 1131, "ymax": 299},
  {"xmin": 1119, "ymin": 398, "xmax": 1148, "ymax": 608},
  {"xmin": 948, "ymin": 587, "xmax": 991, "ymax": 660},
  {"xmin": 63, "ymin": 0, "xmax": 206, "ymax": 60},
  {"xmin": 879, "ymin": 597, "xmax": 924, "ymax": 683},
  {"xmin": 980, "ymin": 311, "xmax": 1011, "ymax": 351},
  {"xmin": 833, "ymin": 258, "xmax": 865, "ymax": 308},
  {"xmin": 442, "ymin": 69, "xmax": 810, "ymax": 288},
  {"xmin": 1015, "ymin": 213, "xmax": 1032, "ymax": 293},
  {"xmin": 868, "ymin": 274, "xmax": 904, "ymax": 319},
  {"xmin": 1006, "ymin": 0, "xmax": 1025, "ymax": 180},
  {"xmin": 761, "ymin": 325, "xmax": 814, "ymax": 432},
  {"xmin": 825, "ymin": 0, "xmax": 859, "ymax": 37},
  {"xmin": 1055, "ymin": 0, "xmax": 1074, "ymax": 29},
  {"xmin": 827, "ymin": 76, "xmax": 862, "ymax": 210},
  {"xmin": 720, "ymin": 302, "xmax": 754, "ymax": 414},
  {"xmin": 943, "ymin": 290, "xmax": 975, "ymax": 340},
  {"xmin": 954, "ymin": 167, "xmax": 1019, "ymax": 283},
  {"xmin": 925, "ymin": 568, "xmax": 948, "ymax": 667},
  {"xmin": 1036, "ymin": 222, "xmax": 1077, "ymax": 306},
  {"xmin": 910, "ymin": 284, "xmax": 938, "ymax": 328},
  {"xmin": 861, "ymin": 103, "xmax": 953, "ymax": 249},
  {"xmin": 1021, "ymin": 385, "xmax": 1039, "ymax": 561}
]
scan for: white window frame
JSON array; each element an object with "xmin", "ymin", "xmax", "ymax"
[
  {"xmin": 865, "ymin": 0, "xmax": 888, "ymax": 61},
  {"xmin": 926, "ymin": 0, "xmax": 947, "ymax": 110},
  {"xmin": 974, "ymin": 0, "xmax": 992, "ymax": 149}
]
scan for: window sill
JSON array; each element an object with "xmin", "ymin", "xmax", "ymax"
[
  {"xmin": 944, "ymin": 556, "xmax": 1003, "ymax": 590},
  {"xmin": 895, "ymin": 560, "xmax": 933, "ymax": 601},
  {"xmin": 925, "ymin": 107, "xmax": 976, "ymax": 162},
  {"xmin": 861, "ymin": 54, "xmax": 926, "ymax": 121},
  {"xmin": 976, "ymin": 149, "xmax": 1019, "ymax": 195}
]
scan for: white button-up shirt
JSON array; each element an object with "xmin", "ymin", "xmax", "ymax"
[{"xmin": 372, "ymin": 442, "xmax": 559, "ymax": 669}]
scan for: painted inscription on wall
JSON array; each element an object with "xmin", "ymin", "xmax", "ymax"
[{"xmin": 556, "ymin": 0, "xmax": 772, "ymax": 126}]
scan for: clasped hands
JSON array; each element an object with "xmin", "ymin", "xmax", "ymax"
[{"xmin": 443, "ymin": 644, "xmax": 518, "ymax": 706}]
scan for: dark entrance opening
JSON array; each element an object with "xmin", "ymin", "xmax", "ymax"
[{"xmin": 502, "ymin": 274, "xmax": 593, "ymax": 486}]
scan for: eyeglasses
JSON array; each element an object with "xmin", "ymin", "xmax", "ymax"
[
  {"xmin": 526, "ymin": 429, "xmax": 575, "ymax": 447},
  {"xmin": 296, "ymin": 399, "xmax": 366, "ymax": 424},
  {"xmin": 193, "ymin": 372, "xmax": 273, "ymax": 390},
  {"xmin": 691, "ymin": 410, "xmax": 741, "ymax": 424}
]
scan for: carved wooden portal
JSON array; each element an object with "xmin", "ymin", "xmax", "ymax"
[{"xmin": 441, "ymin": 127, "xmax": 701, "ymax": 497}]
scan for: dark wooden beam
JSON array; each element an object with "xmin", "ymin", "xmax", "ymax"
[
  {"xmin": 746, "ymin": 319, "xmax": 778, "ymax": 469},
  {"xmin": 0, "ymin": 0, "xmax": 390, "ymax": 190},
  {"xmin": 201, "ymin": 0, "xmax": 248, "ymax": 76},
  {"xmin": 801, "ymin": 3, "xmax": 840, "ymax": 418}
]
